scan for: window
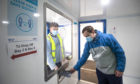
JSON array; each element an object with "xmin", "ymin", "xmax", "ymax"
[{"xmin": 44, "ymin": 3, "xmax": 73, "ymax": 82}]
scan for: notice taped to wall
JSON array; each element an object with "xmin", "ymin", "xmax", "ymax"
[{"xmin": 8, "ymin": 37, "xmax": 38, "ymax": 60}]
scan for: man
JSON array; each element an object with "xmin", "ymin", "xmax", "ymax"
[
  {"xmin": 46, "ymin": 22, "xmax": 65, "ymax": 71},
  {"xmin": 68, "ymin": 26, "xmax": 126, "ymax": 84}
]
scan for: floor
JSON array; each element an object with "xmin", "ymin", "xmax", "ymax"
[{"xmin": 78, "ymin": 80, "xmax": 96, "ymax": 84}]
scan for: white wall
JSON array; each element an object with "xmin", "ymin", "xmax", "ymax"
[
  {"xmin": 107, "ymin": 16, "xmax": 140, "ymax": 84},
  {"xmin": 0, "ymin": 0, "xmax": 79, "ymax": 84}
]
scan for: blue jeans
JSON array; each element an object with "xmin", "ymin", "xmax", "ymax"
[{"xmin": 96, "ymin": 69, "xmax": 123, "ymax": 84}]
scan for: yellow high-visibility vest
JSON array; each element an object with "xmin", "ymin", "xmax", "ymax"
[{"xmin": 47, "ymin": 33, "xmax": 64, "ymax": 63}]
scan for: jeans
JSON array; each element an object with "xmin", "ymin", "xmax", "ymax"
[{"xmin": 96, "ymin": 68, "xmax": 123, "ymax": 84}]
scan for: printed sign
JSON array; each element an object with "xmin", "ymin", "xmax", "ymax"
[
  {"xmin": 8, "ymin": 38, "xmax": 37, "ymax": 60},
  {"xmin": 8, "ymin": 0, "xmax": 38, "ymax": 36}
]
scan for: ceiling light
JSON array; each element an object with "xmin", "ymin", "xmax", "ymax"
[
  {"xmin": 34, "ymin": 13, "xmax": 40, "ymax": 17},
  {"xmin": 101, "ymin": 0, "xmax": 110, "ymax": 6},
  {"xmin": 2, "ymin": 21, "xmax": 9, "ymax": 24}
]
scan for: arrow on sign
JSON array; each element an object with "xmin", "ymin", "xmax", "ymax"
[{"xmin": 11, "ymin": 50, "xmax": 37, "ymax": 60}]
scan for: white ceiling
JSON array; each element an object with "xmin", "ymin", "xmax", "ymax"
[
  {"xmin": 50, "ymin": 0, "xmax": 140, "ymax": 20},
  {"xmin": 80, "ymin": 0, "xmax": 104, "ymax": 17},
  {"xmin": 106, "ymin": 0, "xmax": 140, "ymax": 17},
  {"xmin": 53, "ymin": 0, "xmax": 80, "ymax": 18}
]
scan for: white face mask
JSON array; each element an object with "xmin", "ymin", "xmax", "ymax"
[{"xmin": 52, "ymin": 30, "xmax": 58, "ymax": 36}]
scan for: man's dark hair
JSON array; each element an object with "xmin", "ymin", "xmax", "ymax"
[
  {"xmin": 49, "ymin": 22, "xmax": 59, "ymax": 28},
  {"xmin": 82, "ymin": 26, "xmax": 94, "ymax": 33}
]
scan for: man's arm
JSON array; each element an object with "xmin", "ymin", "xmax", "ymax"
[
  {"xmin": 73, "ymin": 42, "xmax": 90, "ymax": 70},
  {"xmin": 108, "ymin": 34, "xmax": 126, "ymax": 76},
  {"xmin": 46, "ymin": 39, "xmax": 57, "ymax": 70}
]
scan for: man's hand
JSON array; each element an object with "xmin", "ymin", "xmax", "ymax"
[
  {"xmin": 62, "ymin": 59, "xmax": 69, "ymax": 65},
  {"xmin": 115, "ymin": 70, "xmax": 123, "ymax": 77},
  {"xmin": 68, "ymin": 68, "xmax": 76, "ymax": 74},
  {"xmin": 54, "ymin": 66, "xmax": 58, "ymax": 71}
]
